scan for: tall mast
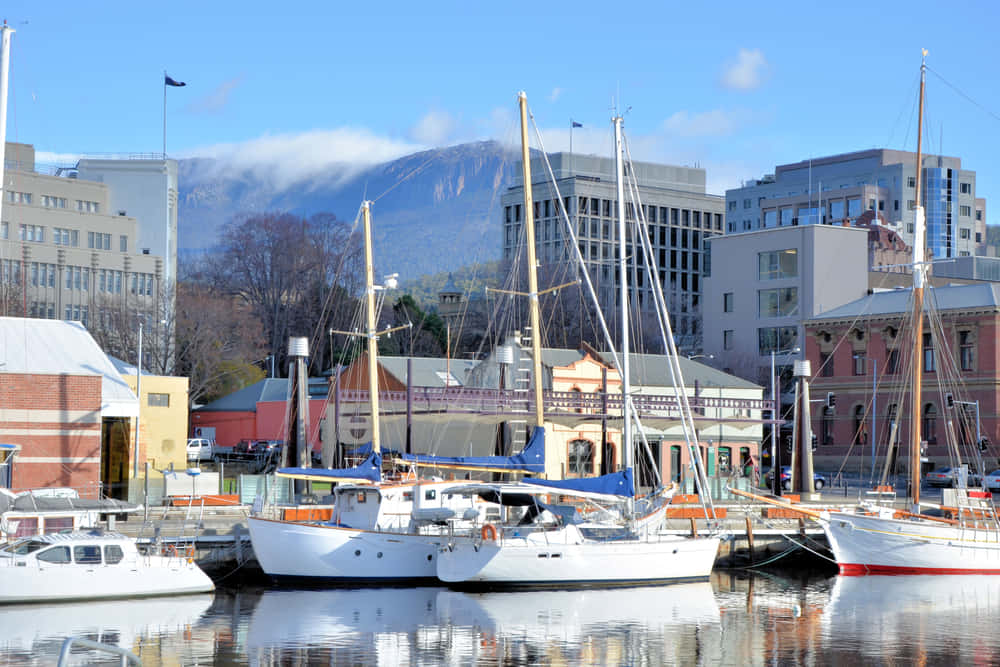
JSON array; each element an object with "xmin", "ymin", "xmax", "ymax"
[
  {"xmin": 362, "ymin": 201, "xmax": 381, "ymax": 454},
  {"xmin": 909, "ymin": 50, "xmax": 928, "ymax": 508},
  {"xmin": 614, "ymin": 115, "xmax": 632, "ymax": 476},
  {"xmin": 517, "ymin": 92, "xmax": 545, "ymax": 430}
]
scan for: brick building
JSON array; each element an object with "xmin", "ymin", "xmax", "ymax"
[{"xmin": 805, "ymin": 283, "xmax": 1000, "ymax": 473}]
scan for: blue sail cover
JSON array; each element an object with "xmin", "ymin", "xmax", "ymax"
[
  {"xmin": 522, "ymin": 467, "xmax": 635, "ymax": 498},
  {"xmin": 397, "ymin": 426, "xmax": 545, "ymax": 473},
  {"xmin": 277, "ymin": 451, "xmax": 383, "ymax": 483}
]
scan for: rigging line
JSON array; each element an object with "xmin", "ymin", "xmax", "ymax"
[
  {"xmin": 370, "ymin": 152, "xmax": 438, "ymax": 205},
  {"xmin": 926, "ymin": 66, "xmax": 1000, "ymax": 125}
]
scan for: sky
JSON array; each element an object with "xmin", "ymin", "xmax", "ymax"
[{"xmin": 4, "ymin": 0, "xmax": 1000, "ymax": 220}]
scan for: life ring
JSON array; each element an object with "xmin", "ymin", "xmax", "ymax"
[{"xmin": 481, "ymin": 523, "xmax": 498, "ymax": 541}]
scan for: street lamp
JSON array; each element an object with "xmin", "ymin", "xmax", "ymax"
[{"xmin": 770, "ymin": 346, "xmax": 800, "ymax": 496}]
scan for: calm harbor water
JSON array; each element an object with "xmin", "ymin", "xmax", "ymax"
[{"xmin": 4, "ymin": 570, "xmax": 1000, "ymax": 666}]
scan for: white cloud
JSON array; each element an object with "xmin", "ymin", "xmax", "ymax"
[
  {"xmin": 720, "ymin": 48, "xmax": 768, "ymax": 91},
  {"xmin": 549, "ymin": 87, "xmax": 563, "ymax": 103},
  {"xmin": 186, "ymin": 75, "xmax": 245, "ymax": 114},
  {"xmin": 182, "ymin": 128, "xmax": 423, "ymax": 189},
  {"xmin": 662, "ymin": 109, "xmax": 746, "ymax": 138},
  {"xmin": 409, "ymin": 110, "xmax": 457, "ymax": 146}
]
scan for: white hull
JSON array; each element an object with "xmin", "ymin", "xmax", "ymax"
[
  {"xmin": 823, "ymin": 511, "xmax": 1000, "ymax": 575},
  {"xmin": 247, "ymin": 516, "xmax": 453, "ymax": 582},
  {"xmin": 437, "ymin": 526, "xmax": 719, "ymax": 587}
]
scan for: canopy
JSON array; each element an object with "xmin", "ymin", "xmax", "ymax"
[
  {"xmin": 522, "ymin": 467, "xmax": 634, "ymax": 498},
  {"xmin": 276, "ymin": 451, "xmax": 382, "ymax": 484},
  {"xmin": 396, "ymin": 426, "xmax": 545, "ymax": 474}
]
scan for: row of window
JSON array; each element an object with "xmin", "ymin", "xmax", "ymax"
[
  {"xmin": 817, "ymin": 331, "xmax": 976, "ymax": 376},
  {"xmin": 6, "ymin": 190, "xmax": 101, "ymax": 214},
  {"xmin": 28, "ymin": 302, "xmax": 88, "ymax": 324},
  {"xmin": 0, "ymin": 222, "xmax": 128, "ymax": 251},
  {"xmin": 505, "ymin": 200, "xmax": 723, "ymax": 232},
  {"xmin": 820, "ymin": 400, "xmax": 979, "ymax": 448},
  {"xmin": 0, "ymin": 259, "xmax": 155, "ymax": 296}
]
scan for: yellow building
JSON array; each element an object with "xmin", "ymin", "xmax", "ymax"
[{"xmin": 116, "ymin": 359, "xmax": 189, "ymax": 478}]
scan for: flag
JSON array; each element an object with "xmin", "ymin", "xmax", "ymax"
[
  {"xmin": 571, "ymin": 121, "xmax": 583, "ymax": 128},
  {"xmin": 164, "ymin": 74, "xmax": 186, "ymax": 87}
]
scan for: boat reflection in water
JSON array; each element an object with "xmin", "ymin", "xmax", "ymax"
[
  {"xmin": 0, "ymin": 594, "xmax": 213, "ymax": 665},
  {"xmin": 824, "ymin": 575, "xmax": 1000, "ymax": 664},
  {"xmin": 245, "ymin": 584, "xmax": 721, "ymax": 665}
]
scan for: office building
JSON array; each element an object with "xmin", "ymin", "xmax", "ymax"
[
  {"xmin": 726, "ymin": 149, "xmax": 987, "ymax": 259},
  {"xmin": 502, "ymin": 153, "xmax": 724, "ymax": 352}
]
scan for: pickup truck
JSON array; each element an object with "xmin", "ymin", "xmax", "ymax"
[{"xmin": 186, "ymin": 438, "xmax": 214, "ymax": 463}]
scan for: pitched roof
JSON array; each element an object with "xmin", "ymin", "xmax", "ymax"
[
  {"xmin": 377, "ymin": 356, "xmax": 477, "ymax": 387},
  {"xmin": 195, "ymin": 377, "xmax": 330, "ymax": 412},
  {"xmin": 0, "ymin": 317, "xmax": 138, "ymax": 417},
  {"xmin": 810, "ymin": 283, "xmax": 1000, "ymax": 322}
]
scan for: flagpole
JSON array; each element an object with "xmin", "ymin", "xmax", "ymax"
[{"xmin": 162, "ymin": 70, "xmax": 167, "ymax": 158}]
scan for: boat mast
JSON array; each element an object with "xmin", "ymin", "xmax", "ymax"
[
  {"xmin": 909, "ymin": 50, "xmax": 928, "ymax": 508},
  {"xmin": 613, "ymin": 114, "xmax": 633, "ymax": 483},
  {"xmin": 362, "ymin": 201, "xmax": 382, "ymax": 454},
  {"xmin": 517, "ymin": 92, "xmax": 546, "ymax": 432}
]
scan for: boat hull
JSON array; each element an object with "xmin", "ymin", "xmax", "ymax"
[
  {"xmin": 0, "ymin": 556, "xmax": 214, "ymax": 604},
  {"xmin": 824, "ymin": 511, "xmax": 1000, "ymax": 575},
  {"xmin": 436, "ymin": 531, "xmax": 720, "ymax": 588},
  {"xmin": 247, "ymin": 516, "xmax": 451, "ymax": 583}
]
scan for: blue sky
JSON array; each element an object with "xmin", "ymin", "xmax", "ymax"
[{"xmin": 4, "ymin": 1, "xmax": 1000, "ymax": 219}]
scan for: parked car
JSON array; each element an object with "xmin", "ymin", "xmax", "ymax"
[
  {"xmin": 980, "ymin": 469, "xmax": 1000, "ymax": 491},
  {"xmin": 186, "ymin": 438, "xmax": 214, "ymax": 463},
  {"xmin": 764, "ymin": 466, "xmax": 827, "ymax": 491},
  {"xmin": 924, "ymin": 467, "xmax": 981, "ymax": 488}
]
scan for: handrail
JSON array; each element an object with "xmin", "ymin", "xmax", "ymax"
[{"xmin": 58, "ymin": 637, "xmax": 141, "ymax": 666}]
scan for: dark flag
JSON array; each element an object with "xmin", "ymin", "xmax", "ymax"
[
  {"xmin": 571, "ymin": 121, "xmax": 583, "ymax": 128},
  {"xmin": 165, "ymin": 74, "xmax": 186, "ymax": 87}
]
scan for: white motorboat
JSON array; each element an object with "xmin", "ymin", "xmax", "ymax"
[{"xmin": 0, "ymin": 530, "xmax": 214, "ymax": 604}]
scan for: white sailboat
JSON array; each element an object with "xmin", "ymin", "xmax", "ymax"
[{"xmin": 434, "ymin": 94, "xmax": 720, "ymax": 587}]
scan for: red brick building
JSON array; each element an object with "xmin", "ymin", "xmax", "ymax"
[{"xmin": 806, "ymin": 283, "xmax": 1000, "ymax": 474}]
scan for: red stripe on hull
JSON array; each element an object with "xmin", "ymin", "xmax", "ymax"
[{"xmin": 839, "ymin": 563, "xmax": 1000, "ymax": 576}]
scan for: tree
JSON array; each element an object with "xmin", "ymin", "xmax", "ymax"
[{"xmin": 209, "ymin": 211, "xmax": 364, "ymax": 375}]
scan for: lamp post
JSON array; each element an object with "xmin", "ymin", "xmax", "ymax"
[{"xmin": 771, "ymin": 346, "xmax": 800, "ymax": 496}]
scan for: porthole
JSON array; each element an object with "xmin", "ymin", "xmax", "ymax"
[
  {"xmin": 377, "ymin": 552, "xmax": 383, "ymax": 559},
  {"xmin": 354, "ymin": 549, "xmax": 361, "ymax": 557},
  {"xmin": 427, "ymin": 554, "xmax": 433, "ymax": 561}
]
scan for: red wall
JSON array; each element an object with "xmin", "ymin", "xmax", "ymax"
[
  {"xmin": 0, "ymin": 373, "xmax": 103, "ymax": 491},
  {"xmin": 191, "ymin": 398, "xmax": 327, "ymax": 451},
  {"xmin": 190, "ymin": 410, "xmax": 257, "ymax": 448}
]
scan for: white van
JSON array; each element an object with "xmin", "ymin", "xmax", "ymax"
[{"xmin": 186, "ymin": 438, "xmax": 214, "ymax": 462}]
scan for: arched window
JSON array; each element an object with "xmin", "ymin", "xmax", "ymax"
[
  {"xmin": 853, "ymin": 405, "xmax": 866, "ymax": 446},
  {"xmin": 822, "ymin": 406, "xmax": 835, "ymax": 446},
  {"xmin": 570, "ymin": 386, "xmax": 583, "ymax": 414},
  {"xmin": 923, "ymin": 403, "xmax": 937, "ymax": 443},
  {"xmin": 568, "ymin": 439, "xmax": 594, "ymax": 476}
]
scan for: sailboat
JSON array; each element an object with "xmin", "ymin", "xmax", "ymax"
[
  {"xmin": 246, "ymin": 199, "xmax": 548, "ymax": 583},
  {"xmin": 734, "ymin": 51, "xmax": 1000, "ymax": 575},
  {"xmin": 434, "ymin": 94, "xmax": 720, "ymax": 587}
]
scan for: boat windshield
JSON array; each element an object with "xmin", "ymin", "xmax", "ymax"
[{"xmin": 0, "ymin": 539, "xmax": 48, "ymax": 555}]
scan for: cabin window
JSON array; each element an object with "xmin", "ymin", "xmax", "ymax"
[
  {"xmin": 104, "ymin": 545, "xmax": 124, "ymax": 564},
  {"xmin": 356, "ymin": 492, "xmax": 367, "ymax": 504},
  {"xmin": 43, "ymin": 516, "xmax": 74, "ymax": 533},
  {"xmin": 568, "ymin": 439, "xmax": 594, "ymax": 476},
  {"xmin": 36, "ymin": 546, "xmax": 71, "ymax": 564},
  {"xmin": 73, "ymin": 545, "xmax": 102, "ymax": 564},
  {"xmin": 402, "ymin": 491, "xmax": 413, "ymax": 502},
  {"xmin": 13, "ymin": 518, "xmax": 38, "ymax": 538},
  {"xmin": 424, "ymin": 489, "xmax": 437, "ymax": 501}
]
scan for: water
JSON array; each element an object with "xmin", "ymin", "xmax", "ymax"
[{"xmin": 5, "ymin": 571, "xmax": 1000, "ymax": 665}]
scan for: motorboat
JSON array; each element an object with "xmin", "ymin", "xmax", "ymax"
[{"xmin": 0, "ymin": 530, "xmax": 214, "ymax": 604}]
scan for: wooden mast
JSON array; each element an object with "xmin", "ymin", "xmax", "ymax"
[
  {"xmin": 909, "ymin": 50, "xmax": 928, "ymax": 508},
  {"xmin": 517, "ymin": 92, "xmax": 546, "ymax": 432},
  {"xmin": 362, "ymin": 201, "xmax": 381, "ymax": 454}
]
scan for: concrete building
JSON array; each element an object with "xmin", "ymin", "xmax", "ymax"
[
  {"xmin": 804, "ymin": 283, "xmax": 1000, "ymax": 473},
  {"xmin": 0, "ymin": 143, "xmax": 168, "ymax": 350},
  {"xmin": 703, "ymin": 224, "xmax": 870, "ymax": 387},
  {"xmin": 726, "ymin": 149, "xmax": 987, "ymax": 259},
  {"xmin": 502, "ymin": 153, "xmax": 725, "ymax": 352},
  {"xmin": 113, "ymin": 357, "xmax": 190, "ymax": 475}
]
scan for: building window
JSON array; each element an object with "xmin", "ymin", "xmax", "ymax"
[
  {"xmin": 908, "ymin": 176, "xmax": 916, "ymax": 188},
  {"xmin": 723, "ymin": 292, "xmax": 734, "ymax": 313},
  {"xmin": 959, "ymin": 331, "xmax": 974, "ymax": 371},
  {"xmin": 923, "ymin": 333, "xmax": 935, "ymax": 372},
  {"xmin": 757, "ymin": 249, "xmax": 798, "ymax": 280},
  {"xmin": 907, "ymin": 200, "xmax": 916, "ymax": 210},
  {"xmin": 148, "ymin": 393, "xmax": 170, "ymax": 407},
  {"xmin": 819, "ymin": 352, "xmax": 834, "ymax": 377},
  {"xmin": 41, "ymin": 195, "xmax": 67, "ymax": 209},
  {"xmin": 887, "ymin": 348, "xmax": 899, "ymax": 375},
  {"xmin": 758, "ymin": 326, "xmax": 798, "ymax": 356},
  {"xmin": 923, "ymin": 403, "xmax": 938, "ymax": 443},
  {"xmin": 853, "ymin": 405, "xmax": 866, "ymax": 446},
  {"xmin": 758, "ymin": 287, "xmax": 798, "ymax": 318},
  {"xmin": 960, "ymin": 205, "xmax": 971, "ymax": 217},
  {"xmin": 822, "ymin": 407, "xmax": 835, "ymax": 446},
  {"xmin": 885, "ymin": 404, "xmax": 898, "ymax": 446},
  {"xmin": 723, "ymin": 330, "xmax": 734, "ymax": 350},
  {"xmin": 119, "ymin": 235, "xmax": 128, "ymax": 252},
  {"xmin": 960, "ymin": 182, "xmax": 972, "ymax": 194},
  {"xmin": 567, "ymin": 439, "xmax": 594, "ymax": 476},
  {"xmin": 6, "ymin": 191, "xmax": 31, "ymax": 204},
  {"xmin": 853, "ymin": 355, "xmax": 866, "ymax": 376}
]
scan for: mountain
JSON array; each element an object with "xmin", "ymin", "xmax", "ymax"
[{"xmin": 177, "ymin": 141, "xmax": 520, "ymax": 279}]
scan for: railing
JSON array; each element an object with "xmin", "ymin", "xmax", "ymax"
[{"xmin": 58, "ymin": 637, "xmax": 141, "ymax": 666}]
